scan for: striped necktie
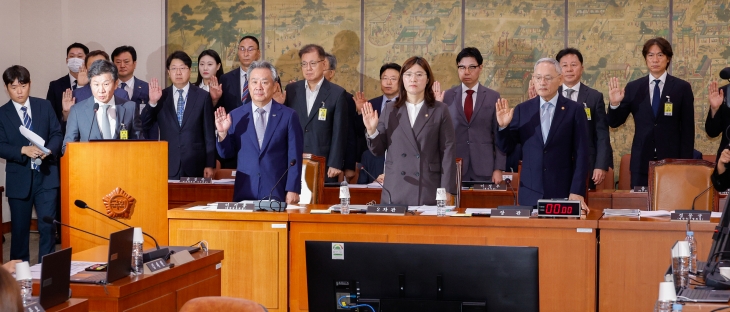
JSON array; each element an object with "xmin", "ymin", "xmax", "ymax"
[
  {"xmin": 20, "ymin": 106, "xmax": 38, "ymax": 171},
  {"xmin": 241, "ymin": 74, "xmax": 249, "ymax": 104},
  {"xmin": 177, "ymin": 89, "xmax": 185, "ymax": 126}
]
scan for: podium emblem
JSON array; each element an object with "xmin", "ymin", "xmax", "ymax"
[{"xmin": 103, "ymin": 187, "xmax": 136, "ymax": 219}]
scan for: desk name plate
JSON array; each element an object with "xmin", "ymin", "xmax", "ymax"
[
  {"xmin": 179, "ymin": 177, "xmax": 212, "ymax": 183},
  {"xmin": 366, "ymin": 205, "xmax": 408, "ymax": 215},
  {"xmin": 670, "ymin": 210, "xmax": 711, "ymax": 222},
  {"xmin": 492, "ymin": 207, "xmax": 532, "ymax": 218},
  {"xmin": 24, "ymin": 301, "xmax": 45, "ymax": 312},
  {"xmin": 143, "ymin": 258, "xmax": 170, "ymax": 274},
  {"xmin": 217, "ymin": 202, "xmax": 254, "ymax": 210}
]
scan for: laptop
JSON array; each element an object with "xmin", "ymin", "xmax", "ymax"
[
  {"xmin": 70, "ymin": 228, "xmax": 134, "ymax": 284},
  {"xmin": 38, "ymin": 248, "xmax": 72, "ymax": 309},
  {"xmin": 677, "ymin": 287, "xmax": 730, "ymax": 303}
]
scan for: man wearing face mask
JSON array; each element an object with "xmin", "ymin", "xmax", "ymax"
[
  {"xmin": 46, "ymin": 43, "xmax": 88, "ymax": 134},
  {"xmin": 62, "ymin": 60, "xmax": 136, "ymax": 154}
]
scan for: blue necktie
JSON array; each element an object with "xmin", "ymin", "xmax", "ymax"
[
  {"xmin": 241, "ymin": 74, "xmax": 249, "ymax": 105},
  {"xmin": 21, "ymin": 107, "xmax": 38, "ymax": 171},
  {"xmin": 176, "ymin": 89, "xmax": 185, "ymax": 126},
  {"xmin": 652, "ymin": 79, "xmax": 661, "ymax": 117},
  {"xmin": 541, "ymin": 102, "xmax": 553, "ymax": 143}
]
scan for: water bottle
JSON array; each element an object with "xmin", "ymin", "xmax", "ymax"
[
  {"xmin": 671, "ymin": 303, "xmax": 683, "ymax": 312},
  {"xmin": 132, "ymin": 228, "xmax": 144, "ymax": 275},
  {"xmin": 14, "ymin": 261, "xmax": 32, "ymax": 306},
  {"xmin": 672, "ymin": 241, "xmax": 690, "ymax": 289},
  {"xmin": 653, "ymin": 301, "xmax": 672, "ymax": 312},
  {"xmin": 655, "ymin": 281, "xmax": 677, "ymax": 312},
  {"xmin": 339, "ymin": 185, "xmax": 350, "ymax": 215},
  {"xmin": 685, "ymin": 231, "xmax": 697, "ymax": 273},
  {"xmin": 436, "ymin": 188, "xmax": 447, "ymax": 217}
]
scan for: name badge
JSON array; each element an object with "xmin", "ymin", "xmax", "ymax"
[
  {"xmin": 664, "ymin": 96, "xmax": 673, "ymax": 116},
  {"xmin": 583, "ymin": 103, "xmax": 591, "ymax": 120},
  {"xmin": 120, "ymin": 129, "xmax": 128, "ymax": 140},
  {"xmin": 318, "ymin": 107, "xmax": 327, "ymax": 121}
]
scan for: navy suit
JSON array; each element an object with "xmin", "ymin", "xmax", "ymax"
[
  {"xmin": 217, "ymin": 101, "xmax": 303, "ymax": 202},
  {"xmin": 497, "ymin": 95, "xmax": 590, "ymax": 206},
  {"xmin": 608, "ymin": 74, "xmax": 694, "ymax": 187},
  {"xmin": 46, "ymin": 75, "xmax": 72, "ymax": 130},
  {"xmin": 705, "ymin": 84, "xmax": 730, "ymax": 163},
  {"xmin": 356, "ymin": 96, "xmax": 387, "ymax": 184},
  {"xmin": 0, "ymin": 97, "xmax": 63, "ymax": 261},
  {"xmin": 122, "ymin": 77, "xmax": 151, "ymax": 139},
  {"xmin": 219, "ymin": 68, "xmax": 247, "ymax": 113},
  {"xmin": 141, "ymin": 84, "xmax": 216, "ymax": 179}
]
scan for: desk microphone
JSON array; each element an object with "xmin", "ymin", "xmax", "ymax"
[
  {"xmin": 691, "ymin": 186, "xmax": 713, "ymax": 211},
  {"xmin": 255, "ymin": 159, "xmax": 296, "ymax": 212},
  {"xmin": 43, "ymin": 216, "xmax": 108, "ymax": 241},
  {"xmin": 88, "ymin": 103, "xmax": 99, "ymax": 141},
  {"xmin": 74, "ymin": 199, "xmax": 168, "ymax": 262},
  {"xmin": 359, "ymin": 165, "xmax": 394, "ymax": 204},
  {"xmin": 505, "ymin": 178, "xmax": 517, "ymax": 206}
]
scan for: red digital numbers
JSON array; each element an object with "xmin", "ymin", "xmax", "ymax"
[{"xmin": 544, "ymin": 204, "xmax": 572, "ymax": 215}]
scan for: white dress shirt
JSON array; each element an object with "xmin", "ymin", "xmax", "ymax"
[
  {"xmin": 305, "ymin": 77, "xmax": 325, "ymax": 115},
  {"xmin": 406, "ymin": 100, "xmax": 424, "ymax": 128},
  {"xmin": 199, "ymin": 82, "xmax": 210, "ymax": 92},
  {"xmin": 539, "ymin": 93, "xmax": 559, "ymax": 123},
  {"xmin": 172, "ymin": 83, "xmax": 190, "ymax": 112},
  {"xmin": 68, "ymin": 74, "xmax": 78, "ymax": 89},
  {"xmin": 13, "ymin": 98, "xmax": 31, "ymax": 124},
  {"xmin": 562, "ymin": 82, "xmax": 581, "ymax": 102},
  {"xmin": 118, "ymin": 77, "xmax": 135, "ymax": 99},
  {"xmin": 648, "ymin": 71, "xmax": 667, "ymax": 105},
  {"xmin": 461, "ymin": 83, "xmax": 478, "ymax": 108},
  {"xmin": 95, "ymin": 97, "xmax": 118, "ymax": 138}
]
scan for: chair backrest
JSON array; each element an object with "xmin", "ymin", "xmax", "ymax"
[
  {"xmin": 180, "ymin": 296, "xmax": 266, "ymax": 312},
  {"xmin": 454, "ymin": 158, "xmax": 462, "ymax": 207},
  {"xmin": 300, "ymin": 153, "xmax": 326, "ymax": 204},
  {"xmin": 617, "ymin": 154, "xmax": 631, "ymax": 190},
  {"xmin": 703, "ymin": 154, "xmax": 717, "ymax": 164},
  {"xmin": 648, "ymin": 159, "xmax": 718, "ymax": 211},
  {"xmin": 214, "ymin": 169, "xmax": 235, "ymax": 180},
  {"xmin": 594, "ymin": 167, "xmax": 615, "ymax": 191}
]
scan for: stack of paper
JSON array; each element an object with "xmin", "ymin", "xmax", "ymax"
[{"xmin": 603, "ymin": 209, "xmax": 641, "ymax": 217}]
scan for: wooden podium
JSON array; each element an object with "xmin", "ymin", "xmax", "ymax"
[{"xmin": 61, "ymin": 141, "xmax": 168, "ymax": 252}]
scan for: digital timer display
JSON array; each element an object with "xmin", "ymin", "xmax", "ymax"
[{"xmin": 537, "ymin": 200, "xmax": 581, "ymax": 217}]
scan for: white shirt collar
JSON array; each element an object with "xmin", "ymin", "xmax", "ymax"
[
  {"xmin": 175, "ymin": 83, "xmax": 190, "ymax": 95},
  {"xmin": 562, "ymin": 82, "xmax": 581, "ymax": 92},
  {"xmin": 120, "ymin": 76, "xmax": 134, "ymax": 87},
  {"xmin": 306, "ymin": 77, "xmax": 325, "ymax": 93},
  {"xmin": 540, "ymin": 92, "xmax": 559, "ymax": 107},
  {"xmin": 13, "ymin": 98, "xmax": 30, "ymax": 112},
  {"xmin": 650, "ymin": 71, "xmax": 668, "ymax": 84},
  {"xmin": 406, "ymin": 100, "xmax": 425, "ymax": 106},
  {"xmin": 254, "ymin": 100, "xmax": 273, "ymax": 112},
  {"xmin": 68, "ymin": 73, "xmax": 77, "ymax": 86},
  {"xmin": 96, "ymin": 96, "xmax": 116, "ymax": 106},
  {"xmin": 461, "ymin": 82, "xmax": 479, "ymax": 93}
]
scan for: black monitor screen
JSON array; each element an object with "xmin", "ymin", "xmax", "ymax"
[{"xmin": 305, "ymin": 241, "xmax": 539, "ymax": 312}]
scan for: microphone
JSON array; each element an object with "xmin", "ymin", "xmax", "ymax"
[
  {"xmin": 505, "ymin": 178, "xmax": 517, "ymax": 206},
  {"xmin": 255, "ymin": 159, "xmax": 296, "ymax": 211},
  {"xmin": 74, "ymin": 199, "xmax": 168, "ymax": 262},
  {"xmin": 88, "ymin": 103, "xmax": 99, "ymax": 141},
  {"xmin": 720, "ymin": 67, "xmax": 730, "ymax": 81},
  {"xmin": 691, "ymin": 186, "xmax": 713, "ymax": 211},
  {"xmin": 43, "ymin": 216, "xmax": 108, "ymax": 241},
  {"xmin": 358, "ymin": 165, "xmax": 394, "ymax": 204}
]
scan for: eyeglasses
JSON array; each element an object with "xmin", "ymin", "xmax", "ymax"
[
  {"xmin": 532, "ymin": 75, "xmax": 558, "ymax": 83},
  {"xmin": 301, "ymin": 60, "xmax": 324, "ymax": 68},
  {"xmin": 169, "ymin": 67, "xmax": 189, "ymax": 72},
  {"xmin": 403, "ymin": 72, "xmax": 427, "ymax": 80},
  {"xmin": 380, "ymin": 77, "xmax": 398, "ymax": 82},
  {"xmin": 239, "ymin": 47, "xmax": 258, "ymax": 53},
  {"xmin": 457, "ymin": 65, "xmax": 479, "ymax": 72}
]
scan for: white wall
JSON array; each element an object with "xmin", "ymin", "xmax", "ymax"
[{"xmin": 0, "ymin": 0, "xmax": 166, "ymax": 222}]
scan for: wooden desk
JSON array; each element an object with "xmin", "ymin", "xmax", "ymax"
[
  {"xmin": 598, "ymin": 216, "xmax": 717, "ymax": 312},
  {"xmin": 54, "ymin": 246, "xmax": 223, "ymax": 312},
  {"xmin": 587, "ymin": 190, "xmax": 613, "ymax": 209},
  {"xmin": 322, "ymin": 186, "xmax": 381, "ymax": 204},
  {"xmin": 46, "ymin": 298, "xmax": 89, "ymax": 312},
  {"xmin": 167, "ymin": 207, "xmax": 288, "ymax": 312},
  {"xmin": 288, "ymin": 206, "xmax": 601, "ymax": 312},
  {"xmin": 168, "ymin": 182, "xmax": 234, "ymax": 209}
]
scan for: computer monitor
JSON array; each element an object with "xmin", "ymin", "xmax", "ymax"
[
  {"xmin": 703, "ymin": 196, "xmax": 730, "ymax": 288},
  {"xmin": 305, "ymin": 241, "xmax": 539, "ymax": 312}
]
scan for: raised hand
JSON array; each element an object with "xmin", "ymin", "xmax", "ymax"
[
  {"xmin": 272, "ymin": 82, "xmax": 286, "ymax": 104},
  {"xmin": 353, "ymin": 91, "xmax": 367, "ymax": 114},
  {"xmin": 495, "ymin": 98, "xmax": 514, "ymax": 129},
  {"xmin": 432, "ymin": 81, "xmax": 444, "ymax": 102},
  {"xmin": 361, "ymin": 102, "xmax": 379, "ymax": 135},
  {"xmin": 709, "ymin": 80, "xmax": 725, "ymax": 116},
  {"xmin": 61, "ymin": 88, "xmax": 75, "ymax": 121},
  {"xmin": 528, "ymin": 80, "xmax": 537, "ymax": 99},
  {"xmin": 608, "ymin": 77, "xmax": 625, "ymax": 106},
  {"xmin": 77, "ymin": 65, "xmax": 89, "ymax": 87},
  {"xmin": 214, "ymin": 106, "xmax": 231, "ymax": 139},
  {"xmin": 148, "ymin": 78, "xmax": 163, "ymax": 104},
  {"xmin": 209, "ymin": 76, "xmax": 223, "ymax": 105}
]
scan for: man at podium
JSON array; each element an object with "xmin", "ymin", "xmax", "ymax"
[{"xmin": 214, "ymin": 61, "xmax": 303, "ymax": 203}]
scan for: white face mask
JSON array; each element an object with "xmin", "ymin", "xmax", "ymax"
[{"xmin": 67, "ymin": 58, "xmax": 84, "ymax": 73}]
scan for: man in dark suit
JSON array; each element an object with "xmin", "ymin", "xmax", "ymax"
[
  {"xmin": 219, "ymin": 36, "xmax": 261, "ymax": 113},
  {"xmin": 214, "ymin": 61, "xmax": 303, "ymax": 202},
  {"xmin": 62, "ymin": 60, "xmax": 137, "ymax": 153},
  {"xmin": 706, "ymin": 80, "xmax": 730, "ymax": 163},
  {"xmin": 608, "ymin": 37, "xmax": 694, "ymax": 187},
  {"xmin": 0, "ymin": 66, "xmax": 63, "ymax": 261},
  {"xmin": 144, "ymin": 51, "xmax": 216, "ymax": 179},
  {"xmin": 46, "ymin": 43, "xmax": 88, "ymax": 134},
  {"xmin": 355, "ymin": 63, "xmax": 401, "ymax": 184},
  {"xmin": 496, "ymin": 58, "xmax": 590, "ymax": 208},
  {"xmin": 112, "ymin": 45, "xmax": 150, "ymax": 139},
  {"xmin": 323, "ymin": 53, "xmax": 359, "ymax": 181},
  {"xmin": 556, "ymin": 48, "xmax": 613, "ymax": 189},
  {"xmin": 284, "ymin": 44, "xmax": 348, "ymax": 181},
  {"xmin": 442, "ymin": 47, "xmax": 505, "ymax": 183},
  {"xmin": 71, "ymin": 50, "xmax": 129, "ymax": 105}
]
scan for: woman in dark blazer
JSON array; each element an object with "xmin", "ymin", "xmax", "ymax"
[
  {"xmin": 361, "ymin": 56, "xmax": 456, "ymax": 206},
  {"xmin": 712, "ymin": 148, "xmax": 730, "ymax": 192}
]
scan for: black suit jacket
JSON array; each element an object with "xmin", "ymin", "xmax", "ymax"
[
  {"xmin": 608, "ymin": 74, "xmax": 694, "ymax": 175},
  {"xmin": 46, "ymin": 75, "xmax": 72, "ymax": 133},
  {"xmin": 284, "ymin": 79, "xmax": 348, "ymax": 170},
  {"xmin": 0, "ymin": 97, "xmax": 63, "ymax": 198},
  {"xmin": 705, "ymin": 84, "xmax": 730, "ymax": 162},
  {"xmin": 560, "ymin": 84, "xmax": 613, "ymax": 171},
  {"xmin": 141, "ymin": 84, "xmax": 216, "ymax": 178},
  {"xmin": 219, "ymin": 68, "xmax": 244, "ymax": 113}
]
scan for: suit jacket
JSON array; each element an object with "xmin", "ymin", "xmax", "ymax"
[
  {"xmin": 443, "ymin": 84, "xmax": 506, "ymax": 178},
  {"xmin": 284, "ymin": 79, "xmax": 348, "ymax": 170},
  {"xmin": 217, "ymin": 101, "xmax": 303, "ymax": 201},
  {"xmin": 705, "ymin": 84, "xmax": 730, "ymax": 163},
  {"xmin": 344, "ymin": 92, "xmax": 364, "ymax": 171},
  {"xmin": 0, "ymin": 97, "xmax": 63, "ymax": 198},
  {"xmin": 219, "ymin": 68, "xmax": 245, "ymax": 113},
  {"xmin": 608, "ymin": 74, "xmax": 694, "ymax": 175},
  {"xmin": 141, "ymin": 84, "xmax": 216, "ymax": 178},
  {"xmin": 62, "ymin": 96, "xmax": 137, "ymax": 153},
  {"xmin": 73, "ymin": 86, "xmax": 129, "ymax": 104},
  {"xmin": 46, "ymin": 75, "xmax": 72, "ymax": 128},
  {"xmin": 496, "ymin": 95, "xmax": 590, "ymax": 206},
  {"xmin": 126, "ymin": 77, "xmax": 150, "ymax": 139},
  {"xmin": 367, "ymin": 100, "xmax": 456, "ymax": 206},
  {"xmin": 560, "ymin": 84, "xmax": 613, "ymax": 171}
]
